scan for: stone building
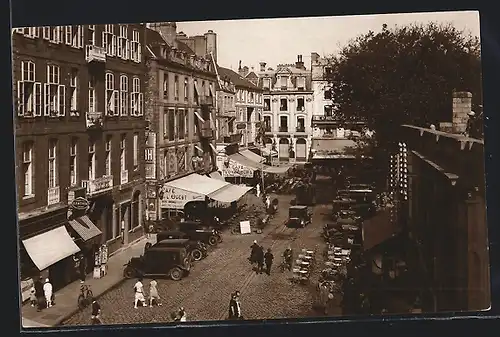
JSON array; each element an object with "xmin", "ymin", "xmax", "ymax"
[
  {"xmin": 257, "ymin": 55, "xmax": 314, "ymax": 162},
  {"xmin": 144, "ymin": 22, "xmax": 218, "ymax": 220},
  {"xmin": 13, "ymin": 23, "xmax": 147, "ymax": 290},
  {"xmin": 399, "ymin": 92, "xmax": 489, "ymax": 312},
  {"xmin": 214, "ymin": 70, "xmax": 238, "ymax": 143},
  {"xmin": 215, "ymin": 63, "xmax": 263, "ymax": 148}
]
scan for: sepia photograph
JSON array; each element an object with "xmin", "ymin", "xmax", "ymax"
[{"xmin": 13, "ymin": 10, "xmax": 489, "ymax": 329}]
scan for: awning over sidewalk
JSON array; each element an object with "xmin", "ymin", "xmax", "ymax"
[
  {"xmin": 229, "ymin": 153, "xmax": 290, "ymax": 174},
  {"xmin": 262, "ymin": 165, "xmax": 290, "ymax": 174},
  {"xmin": 209, "ymin": 184, "xmax": 253, "ymax": 203},
  {"xmin": 22, "ymin": 226, "xmax": 81, "ymax": 271},
  {"xmin": 165, "ymin": 173, "xmax": 228, "ymax": 196},
  {"xmin": 68, "ymin": 215, "xmax": 102, "ymax": 242},
  {"xmin": 240, "ymin": 149, "xmax": 265, "ymax": 163},
  {"xmin": 362, "ymin": 208, "xmax": 400, "ymax": 251},
  {"xmin": 261, "ymin": 147, "xmax": 278, "ymax": 157},
  {"xmin": 209, "ymin": 171, "xmax": 225, "ymax": 181}
]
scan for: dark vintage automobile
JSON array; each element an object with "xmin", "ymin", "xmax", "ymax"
[
  {"xmin": 151, "ymin": 232, "xmax": 208, "ymax": 261},
  {"xmin": 176, "ymin": 220, "xmax": 222, "ymax": 246},
  {"xmin": 286, "ymin": 205, "xmax": 312, "ymax": 228},
  {"xmin": 323, "ymin": 217, "xmax": 361, "ymax": 246},
  {"xmin": 123, "ymin": 244, "xmax": 191, "ymax": 281}
]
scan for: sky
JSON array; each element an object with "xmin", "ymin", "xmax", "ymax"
[{"xmin": 176, "ymin": 11, "xmax": 480, "ymax": 72}]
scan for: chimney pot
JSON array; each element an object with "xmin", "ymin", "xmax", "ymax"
[{"xmin": 259, "ymin": 62, "xmax": 267, "ymax": 72}]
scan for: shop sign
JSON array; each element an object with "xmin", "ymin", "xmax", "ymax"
[
  {"xmin": 236, "ymin": 123, "xmax": 246, "ymax": 130},
  {"xmin": 221, "ymin": 159, "xmax": 254, "ymax": 178},
  {"xmin": 145, "ymin": 132, "xmax": 157, "ymax": 180},
  {"xmin": 85, "ymin": 175, "xmax": 113, "ymax": 195},
  {"xmin": 71, "ymin": 197, "xmax": 90, "ymax": 211},
  {"xmin": 160, "ymin": 186, "xmax": 204, "ymax": 209}
]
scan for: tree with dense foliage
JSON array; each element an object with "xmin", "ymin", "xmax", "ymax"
[{"xmin": 326, "ymin": 22, "xmax": 482, "ymax": 146}]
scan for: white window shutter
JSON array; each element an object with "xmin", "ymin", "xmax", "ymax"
[
  {"xmin": 17, "ymin": 81, "xmax": 24, "ymax": 116},
  {"xmin": 58, "ymin": 85, "xmax": 66, "ymax": 116},
  {"xmin": 130, "ymin": 94, "xmax": 135, "ymax": 116},
  {"xmin": 117, "ymin": 38, "xmax": 122, "ymax": 58},
  {"xmin": 126, "ymin": 40, "xmax": 130, "ymax": 60},
  {"xmin": 43, "ymin": 83, "xmax": 50, "ymax": 116},
  {"xmin": 34, "ymin": 27, "xmax": 40, "ymax": 38},
  {"xmin": 102, "ymin": 32, "xmax": 107, "ymax": 52},
  {"xmin": 137, "ymin": 43, "xmax": 142, "ymax": 63},
  {"xmin": 78, "ymin": 26, "xmax": 84, "ymax": 48},
  {"xmin": 113, "ymin": 90, "xmax": 119, "ymax": 116},
  {"xmin": 138, "ymin": 93, "xmax": 144, "ymax": 115},
  {"xmin": 34, "ymin": 82, "xmax": 42, "ymax": 116},
  {"xmin": 112, "ymin": 35, "xmax": 116, "ymax": 56}
]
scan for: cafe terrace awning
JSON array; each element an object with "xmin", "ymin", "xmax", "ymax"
[
  {"xmin": 239, "ymin": 149, "xmax": 265, "ymax": 163},
  {"xmin": 68, "ymin": 215, "xmax": 102, "ymax": 242},
  {"xmin": 209, "ymin": 171, "xmax": 225, "ymax": 181},
  {"xmin": 22, "ymin": 226, "xmax": 81, "ymax": 271},
  {"xmin": 362, "ymin": 208, "xmax": 400, "ymax": 251},
  {"xmin": 229, "ymin": 153, "xmax": 290, "ymax": 174},
  {"xmin": 260, "ymin": 147, "xmax": 278, "ymax": 157},
  {"xmin": 165, "ymin": 173, "xmax": 228, "ymax": 196},
  {"xmin": 208, "ymin": 184, "xmax": 253, "ymax": 203}
]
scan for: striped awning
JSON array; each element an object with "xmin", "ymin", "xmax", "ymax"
[{"xmin": 68, "ymin": 215, "xmax": 102, "ymax": 242}]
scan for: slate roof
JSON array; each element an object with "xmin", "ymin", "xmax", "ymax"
[
  {"xmin": 145, "ymin": 28, "xmax": 195, "ymax": 55},
  {"xmin": 217, "ymin": 66, "xmax": 262, "ymax": 91}
]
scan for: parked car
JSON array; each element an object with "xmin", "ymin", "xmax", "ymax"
[
  {"xmin": 176, "ymin": 221, "xmax": 222, "ymax": 246},
  {"xmin": 153, "ymin": 232, "xmax": 208, "ymax": 261},
  {"xmin": 286, "ymin": 205, "xmax": 312, "ymax": 228},
  {"xmin": 123, "ymin": 244, "xmax": 191, "ymax": 281}
]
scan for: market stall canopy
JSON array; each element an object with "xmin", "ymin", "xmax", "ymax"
[
  {"xmin": 22, "ymin": 226, "xmax": 81, "ymax": 271},
  {"xmin": 68, "ymin": 215, "xmax": 102, "ymax": 242},
  {"xmin": 208, "ymin": 184, "xmax": 253, "ymax": 203},
  {"xmin": 209, "ymin": 171, "xmax": 225, "ymax": 181},
  {"xmin": 239, "ymin": 149, "xmax": 265, "ymax": 163},
  {"xmin": 165, "ymin": 173, "xmax": 228, "ymax": 196}
]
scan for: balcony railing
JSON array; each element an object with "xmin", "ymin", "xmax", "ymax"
[
  {"xmin": 296, "ymin": 127, "xmax": 306, "ymax": 133},
  {"xmin": 279, "ymin": 126, "xmax": 289, "ymax": 132},
  {"xmin": 47, "ymin": 186, "xmax": 60, "ymax": 206},
  {"xmin": 200, "ymin": 120, "xmax": 213, "ymax": 139},
  {"xmin": 86, "ymin": 111, "xmax": 103, "ymax": 129},
  {"xmin": 85, "ymin": 45, "xmax": 106, "ymax": 63},
  {"xmin": 218, "ymin": 109, "xmax": 236, "ymax": 118},
  {"xmin": 120, "ymin": 170, "xmax": 128, "ymax": 185},
  {"xmin": 81, "ymin": 175, "xmax": 113, "ymax": 196},
  {"xmin": 264, "ymin": 126, "xmax": 272, "ymax": 132},
  {"xmin": 199, "ymin": 95, "xmax": 214, "ymax": 106},
  {"xmin": 297, "ymin": 106, "xmax": 305, "ymax": 112}
]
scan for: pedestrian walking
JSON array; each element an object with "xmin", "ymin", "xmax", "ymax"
[
  {"xmin": 148, "ymin": 279, "xmax": 162, "ymax": 307},
  {"xmin": 256, "ymin": 183, "xmax": 261, "ymax": 198},
  {"xmin": 91, "ymin": 298, "xmax": 102, "ymax": 325},
  {"xmin": 147, "ymin": 224, "xmax": 154, "ymax": 239},
  {"xmin": 43, "ymin": 278, "xmax": 53, "ymax": 308},
  {"xmin": 256, "ymin": 245, "xmax": 264, "ymax": 274},
  {"xmin": 173, "ymin": 307, "xmax": 187, "ymax": 321},
  {"xmin": 34, "ymin": 277, "xmax": 44, "ymax": 311},
  {"xmin": 265, "ymin": 196, "xmax": 271, "ymax": 211},
  {"xmin": 29, "ymin": 286, "xmax": 37, "ymax": 307},
  {"xmin": 228, "ymin": 292, "xmax": 242, "ymax": 320},
  {"xmin": 133, "ymin": 278, "xmax": 147, "ymax": 309},
  {"xmin": 78, "ymin": 253, "xmax": 87, "ymax": 283},
  {"xmin": 249, "ymin": 240, "xmax": 259, "ymax": 269},
  {"xmin": 283, "ymin": 246, "xmax": 293, "ymax": 271},
  {"xmin": 264, "ymin": 248, "xmax": 274, "ymax": 275}
]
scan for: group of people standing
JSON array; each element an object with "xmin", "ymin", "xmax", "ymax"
[
  {"xmin": 29, "ymin": 277, "xmax": 54, "ymax": 312},
  {"xmin": 133, "ymin": 278, "xmax": 187, "ymax": 322},
  {"xmin": 249, "ymin": 241, "xmax": 274, "ymax": 275}
]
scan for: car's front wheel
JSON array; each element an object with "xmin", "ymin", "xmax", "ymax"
[
  {"xmin": 170, "ymin": 267, "xmax": 183, "ymax": 281},
  {"xmin": 191, "ymin": 249, "xmax": 203, "ymax": 261},
  {"xmin": 208, "ymin": 235, "xmax": 218, "ymax": 246},
  {"xmin": 123, "ymin": 266, "xmax": 135, "ymax": 279}
]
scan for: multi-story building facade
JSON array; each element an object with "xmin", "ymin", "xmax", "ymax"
[
  {"xmin": 144, "ymin": 23, "xmax": 218, "ymax": 220},
  {"xmin": 214, "ymin": 72, "xmax": 237, "ymax": 143},
  {"xmin": 311, "ymin": 52, "xmax": 335, "ymax": 137},
  {"xmin": 13, "ymin": 24, "xmax": 147, "ymax": 290},
  {"xmin": 217, "ymin": 63, "xmax": 263, "ymax": 148},
  {"xmin": 257, "ymin": 55, "xmax": 313, "ymax": 162}
]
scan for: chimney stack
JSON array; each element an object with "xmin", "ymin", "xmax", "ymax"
[
  {"xmin": 296, "ymin": 55, "xmax": 305, "ymax": 70},
  {"xmin": 259, "ymin": 62, "xmax": 267, "ymax": 72},
  {"xmin": 452, "ymin": 91, "xmax": 472, "ymax": 134}
]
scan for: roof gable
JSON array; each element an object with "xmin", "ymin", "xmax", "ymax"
[{"xmin": 217, "ymin": 66, "xmax": 262, "ymax": 91}]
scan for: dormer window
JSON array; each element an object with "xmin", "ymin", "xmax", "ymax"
[
  {"xmin": 280, "ymin": 76, "xmax": 287, "ymax": 90},
  {"xmin": 297, "ymin": 77, "xmax": 305, "ymax": 90},
  {"xmin": 263, "ymin": 78, "xmax": 271, "ymax": 90}
]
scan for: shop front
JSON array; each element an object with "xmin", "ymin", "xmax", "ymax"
[
  {"xmin": 21, "ymin": 225, "xmax": 81, "ymax": 292},
  {"xmin": 68, "ymin": 214, "xmax": 103, "ymax": 279}
]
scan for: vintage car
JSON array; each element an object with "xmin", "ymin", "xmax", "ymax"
[
  {"xmin": 123, "ymin": 244, "xmax": 191, "ymax": 281},
  {"xmin": 176, "ymin": 221, "xmax": 222, "ymax": 246},
  {"xmin": 335, "ymin": 209, "xmax": 362, "ymax": 221},
  {"xmin": 337, "ymin": 188, "xmax": 376, "ymax": 204},
  {"xmin": 154, "ymin": 232, "xmax": 208, "ymax": 261},
  {"xmin": 285, "ymin": 205, "xmax": 312, "ymax": 228}
]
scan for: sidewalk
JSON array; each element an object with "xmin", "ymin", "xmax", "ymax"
[{"xmin": 21, "ymin": 237, "xmax": 147, "ymax": 328}]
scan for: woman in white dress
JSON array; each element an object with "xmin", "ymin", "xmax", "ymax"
[
  {"xmin": 133, "ymin": 278, "xmax": 146, "ymax": 309},
  {"xmin": 43, "ymin": 278, "xmax": 53, "ymax": 308}
]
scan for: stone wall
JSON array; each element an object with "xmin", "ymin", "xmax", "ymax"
[{"xmin": 452, "ymin": 91, "xmax": 472, "ymax": 134}]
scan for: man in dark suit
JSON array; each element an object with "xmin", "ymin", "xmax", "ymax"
[{"xmin": 264, "ymin": 248, "xmax": 274, "ymax": 275}]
